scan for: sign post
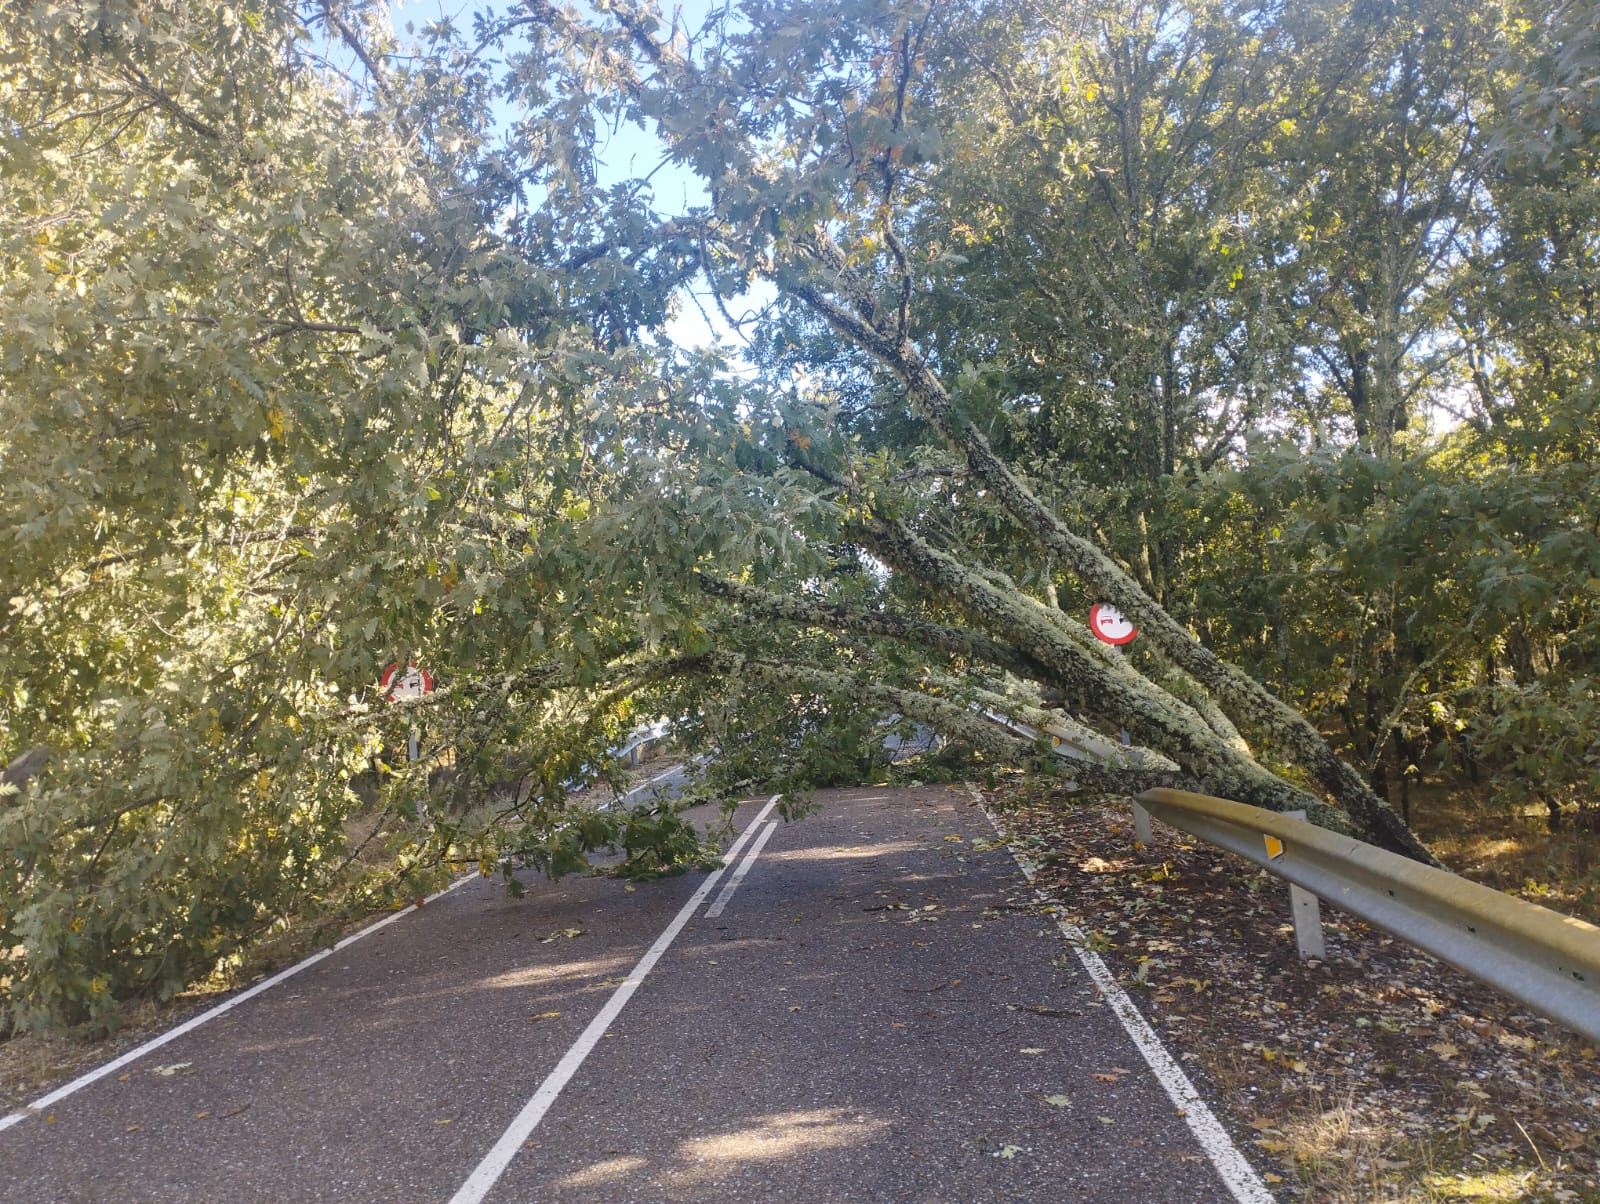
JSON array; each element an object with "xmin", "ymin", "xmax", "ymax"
[
  {"xmin": 1089, "ymin": 605, "xmax": 1150, "ymax": 843},
  {"xmin": 380, "ymin": 661, "xmax": 435, "ymax": 762}
]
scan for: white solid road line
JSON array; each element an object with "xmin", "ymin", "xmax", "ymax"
[
  {"xmin": 703, "ymin": 819, "xmax": 778, "ymax": 919},
  {"xmin": 448, "ymin": 794, "xmax": 783, "ymax": 1204},
  {"xmin": 970, "ymin": 787, "xmax": 1276, "ymax": 1204},
  {"xmin": 595, "ymin": 760, "xmax": 691, "ymax": 812},
  {"xmin": 620, "ymin": 764, "xmax": 683, "ymax": 801},
  {"xmin": 0, "ymin": 874, "xmax": 478, "ymax": 1134}
]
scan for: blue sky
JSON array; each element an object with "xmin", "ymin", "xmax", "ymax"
[{"xmin": 386, "ymin": 0, "xmax": 753, "ymax": 351}]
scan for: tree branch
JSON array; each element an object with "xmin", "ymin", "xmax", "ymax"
[
  {"xmin": 773, "ymin": 250, "xmax": 1434, "ymax": 860},
  {"xmin": 321, "ymin": 1, "xmax": 391, "ymax": 102}
]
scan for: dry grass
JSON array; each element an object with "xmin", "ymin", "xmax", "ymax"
[
  {"xmin": 0, "ymin": 995, "xmax": 221, "ymax": 1114},
  {"xmin": 1409, "ymin": 781, "xmax": 1600, "ymax": 927}
]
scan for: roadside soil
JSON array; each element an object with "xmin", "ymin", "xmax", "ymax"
[
  {"xmin": 0, "ymin": 758, "xmax": 690, "ymax": 1114},
  {"xmin": 985, "ymin": 773, "xmax": 1600, "ymax": 1203}
]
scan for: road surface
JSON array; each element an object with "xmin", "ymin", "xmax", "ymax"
[{"xmin": 1, "ymin": 785, "xmax": 1270, "ymax": 1202}]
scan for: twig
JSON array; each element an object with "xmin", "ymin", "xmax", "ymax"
[{"xmin": 1513, "ymin": 1118, "xmax": 1548, "ymax": 1173}]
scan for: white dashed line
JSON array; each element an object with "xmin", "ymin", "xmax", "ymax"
[
  {"xmin": 447, "ymin": 794, "xmax": 782, "ymax": 1204},
  {"xmin": 704, "ymin": 819, "xmax": 778, "ymax": 918},
  {"xmin": 970, "ymin": 786, "xmax": 1276, "ymax": 1204}
]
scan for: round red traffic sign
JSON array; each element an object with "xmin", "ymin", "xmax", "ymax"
[
  {"xmin": 1089, "ymin": 603, "xmax": 1138, "ymax": 646},
  {"xmin": 381, "ymin": 662, "xmax": 435, "ymax": 701}
]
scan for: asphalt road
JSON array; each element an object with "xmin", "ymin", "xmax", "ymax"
[{"xmin": 1, "ymin": 785, "xmax": 1271, "ymax": 1203}]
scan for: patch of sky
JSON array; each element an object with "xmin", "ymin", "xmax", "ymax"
[{"xmin": 387, "ymin": 0, "xmax": 772, "ymax": 357}]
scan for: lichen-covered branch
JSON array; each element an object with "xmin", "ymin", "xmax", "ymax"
[
  {"xmin": 779, "ymin": 247, "xmax": 1435, "ymax": 862},
  {"xmin": 846, "ymin": 513, "xmax": 1312, "ymax": 801},
  {"xmin": 692, "ymin": 572, "xmax": 1059, "ymax": 684},
  {"xmin": 688, "ymin": 566, "xmax": 1343, "ymax": 824},
  {"xmin": 704, "ymin": 653, "xmax": 1187, "ymax": 797}
]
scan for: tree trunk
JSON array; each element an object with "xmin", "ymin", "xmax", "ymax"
[{"xmin": 783, "ymin": 264, "xmax": 1438, "ymax": 862}]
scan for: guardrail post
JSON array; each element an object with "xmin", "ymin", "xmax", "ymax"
[
  {"xmin": 1130, "ymin": 799, "xmax": 1153, "ymax": 847},
  {"xmin": 1282, "ymin": 810, "xmax": 1326, "ymax": 960},
  {"xmin": 1135, "ymin": 786, "xmax": 1600, "ymax": 1042}
]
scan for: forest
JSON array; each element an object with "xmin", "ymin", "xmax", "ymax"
[{"xmin": 1, "ymin": 0, "xmax": 1596, "ymax": 1031}]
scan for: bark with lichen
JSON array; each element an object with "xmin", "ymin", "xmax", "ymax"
[
  {"xmin": 774, "ymin": 246, "xmax": 1436, "ymax": 864},
  {"xmin": 689, "ymin": 572, "xmax": 1348, "ymax": 830}
]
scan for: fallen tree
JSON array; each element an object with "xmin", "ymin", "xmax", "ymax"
[
  {"xmin": 570, "ymin": 0, "xmax": 1437, "ymax": 860},
  {"xmin": 19, "ymin": 0, "xmax": 1561, "ymax": 1030}
]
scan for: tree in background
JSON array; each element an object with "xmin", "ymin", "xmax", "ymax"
[
  {"xmin": 3, "ymin": 0, "xmax": 1597, "ymax": 1031},
  {"xmin": 0, "ymin": 0, "xmax": 701, "ymax": 1028},
  {"xmin": 580, "ymin": 0, "xmax": 1439, "ymax": 849}
]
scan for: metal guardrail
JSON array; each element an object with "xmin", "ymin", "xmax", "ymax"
[
  {"xmin": 978, "ymin": 707, "xmax": 1132, "ymax": 765},
  {"xmin": 1134, "ymin": 788, "xmax": 1600, "ymax": 1045},
  {"xmin": 560, "ymin": 720, "xmax": 674, "ymax": 794},
  {"xmin": 614, "ymin": 719, "xmax": 672, "ymax": 767}
]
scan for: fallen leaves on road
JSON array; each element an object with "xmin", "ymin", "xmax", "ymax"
[
  {"xmin": 901, "ymin": 978, "xmax": 959, "ymax": 993},
  {"xmin": 1016, "ymin": 1003, "xmax": 1075, "ymax": 1018},
  {"xmin": 151, "ymin": 1063, "xmax": 190, "ymax": 1077},
  {"xmin": 1043, "ymin": 1094, "xmax": 1073, "ymax": 1108},
  {"xmin": 529, "ymin": 1011, "xmax": 562, "ymax": 1023},
  {"xmin": 538, "ymin": 927, "xmax": 585, "ymax": 943}
]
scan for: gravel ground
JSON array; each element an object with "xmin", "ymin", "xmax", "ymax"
[{"xmin": 983, "ymin": 773, "xmax": 1600, "ymax": 1203}]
